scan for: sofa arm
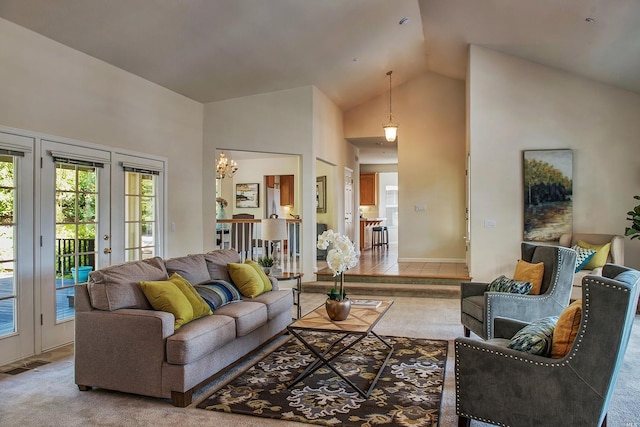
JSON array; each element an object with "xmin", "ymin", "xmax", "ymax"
[
  {"xmin": 461, "ymin": 281, "xmax": 488, "ymax": 299},
  {"xmin": 75, "ymin": 308, "xmax": 175, "ymax": 397},
  {"xmin": 269, "ymin": 276, "xmax": 280, "ymax": 291}
]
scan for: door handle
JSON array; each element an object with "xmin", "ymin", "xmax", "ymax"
[{"xmin": 103, "ymin": 248, "xmax": 112, "ymax": 254}]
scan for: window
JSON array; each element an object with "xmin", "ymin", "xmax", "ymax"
[
  {"xmin": 0, "ymin": 155, "xmax": 17, "ymax": 335},
  {"xmin": 124, "ymin": 171, "xmax": 157, "ymax": 261},
  {"xmin": 385, "ymin": 185, "xmax": 398, "ymax": 226}
]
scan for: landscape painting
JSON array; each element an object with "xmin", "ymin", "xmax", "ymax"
[
  {"xmin": 236, "ymin": 183, "xmax": 259, "ymax": 208},
  {"xmin": 523, "ymin": 149, "xmax": 573, "ymax": 241}
]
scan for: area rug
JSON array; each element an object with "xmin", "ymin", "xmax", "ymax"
[{"xmin": 197, "ymin": 332, "xmax": 448, "ymax": 426}]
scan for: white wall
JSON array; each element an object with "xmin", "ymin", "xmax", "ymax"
[
  {"xmin": 468, "ymin": 45, "xmax": 640, "ymax": 281},
  {"xmin": 345, "ymin": 72, "xmax": 467, "ymax": 262},
  {"xmin": 0, "ymin": 18, "xmax": 205, "ymax": 257},
  {"xmin": 204, "ymin": 86, "xmax": 353, "ymax": 278}
]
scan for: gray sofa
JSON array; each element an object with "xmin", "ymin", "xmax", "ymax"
[{"xmin": 74, "ymin": 249, "xmax": 293, "ymax": 407}]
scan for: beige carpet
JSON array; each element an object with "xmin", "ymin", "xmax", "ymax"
[{"xmin": 0, "ymin": 290, "xmax": 638, "ymax": 426}]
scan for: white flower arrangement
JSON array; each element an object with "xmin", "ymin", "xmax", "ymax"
[{"xmin": 317, "ymin": 230, "xmax": 358, "ymax": 301}]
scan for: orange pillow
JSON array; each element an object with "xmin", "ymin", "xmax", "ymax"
[
  {"xmin": 513, "ymin": 260, "xmax": 545, "ymax": 295},
  {"xmin": 551, "ymin": 299, "xmax": 582, "ymax": 359}
]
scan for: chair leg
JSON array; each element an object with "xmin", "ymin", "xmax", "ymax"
[
  {"xmin": 458, "ymin": 416, "xmax": 471, "ymax": 427},
  {"xmin": 464, "ymin": 326, "xmax": 470, "ymax": 337}
]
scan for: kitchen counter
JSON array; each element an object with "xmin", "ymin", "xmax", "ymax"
[{"xmin": 359, "ymin": 218, "xmax": 385, "ymax": 250}]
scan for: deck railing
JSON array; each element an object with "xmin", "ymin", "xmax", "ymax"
[{"xmin": 216, "ymin": 218, "xmax": 301, "ymax": 273}]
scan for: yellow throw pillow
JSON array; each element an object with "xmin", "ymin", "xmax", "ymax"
[
  {"xmin": 140, "ymin": 280, "xmax": 194, "ymax": 330},
  {"xmin": 577, "ymin": 240, "xmax": 611, "ymax": 270},
  {"xmin": 168, "ymin": 273, "xmax": 213, "ymax": 318},
  {"xmin": 513, "ymin": 259, "xmax": 545, "ymax": 295},
  {"xmin": 551, "ymin": 299, "xmax": 582, "ymax": 359},
  {"xmin": 228, "ymin": 262, "xmax": 265, "ymax": 298},
  {"xmin": 245, "ymin": 259, "xmax": 273, "ymax": 292}
]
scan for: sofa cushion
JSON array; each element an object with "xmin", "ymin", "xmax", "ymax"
[
  {"xmin": 577, "ymin": 240, "xmax": 611, "ymax": 270},
  {"xmin": 204, "ymin": 249, "xmax": 241, "ymax": 282},
  {"xmin": 213, "ymin": 301, "xmax": 268, "ymax": 337},
  {"xmin": 244, "ymin": 289, "xmax": 292, "ymax": 320},
  {"xmin": 140, "ymin": 278, "xmax": 195, "ymax": 330},
  {"xmin": 508, "ymin": 316, "xmax": 558, "ymax": 356},
  {"xmin": 228, "ymin": 262, "xmax": 265, "ymax": 298},
  {"xmin": 164, "ymin": 254, "xmax": 211, "ymax": 285},
  {"xmin": 461, "ymin": 295, "xmax": 485, "ymax": 322},
  {"xmin": 513, "ymin": 260, "xmax": 544, "ymax": 295},
  {"xmin": 166, "ymin": 314, "xmax": 236, "ymax": 365},
  {"xmin": 551, "ymin": 299, "xmax": 582, "ymax": 359},
  {"xmin": 487, "ymin": 275, "xmax": 532, "ymax": 294},
  {"xmin": 194, "ymin": 280, "xmax": 242, "ymax": 311},
  {"xmin": 245, "ymin": 259, "xmax": 273, "ymax": 292},
  {"xmin": 87, "ymin": 256, "xmax": 167, "ymax": 311}
]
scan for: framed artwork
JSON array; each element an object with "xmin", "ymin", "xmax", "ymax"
[
  {"xmin": 316, "ymin": 176, "xmax": 327, "ymax": 213},
  {"xmin": 236, "ymin": 183, "xmax": 259, "ymax": 208},
  {"xmin": 523, "ymin": 149, "xmax": 573, "ymax": 241}
]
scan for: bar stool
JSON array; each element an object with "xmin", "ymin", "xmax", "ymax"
[{"xmin": 371, "ymin": 225, "xmax": 389, "ymax": 248}]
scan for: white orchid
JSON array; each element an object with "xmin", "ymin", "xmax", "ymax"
[
  {"xmin": 317, "ymin": 230, "xmax": 358, "ymax": 276},
  {"xmin": 317, "ymin": 230, "xmax": 358, "ymax": 301}
]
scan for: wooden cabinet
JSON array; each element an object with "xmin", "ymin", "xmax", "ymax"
[
  {"xmin": 280, "ymin": 175, "xmax": 294, "ymax": 206},
  {"xmin": 265, "ymin": 175, "xmax": 276, "ymax": 188},
  {"xmin": 360, "ymin": 173, "xmax": 377, "ymax": 205}
]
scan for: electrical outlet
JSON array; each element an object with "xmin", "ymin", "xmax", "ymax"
[
  {"xmin": 414, "ymin": 204, "xmax": 426, "ymax": 212},
  {"xmin": 484, "ymin": 219, "xmax": 497, "ymax": 228}
]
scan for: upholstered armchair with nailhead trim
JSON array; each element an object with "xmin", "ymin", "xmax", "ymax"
[
  {"xmin": 461, "ymin": 243, "xmax": 577, "ymax": 339},
  {"xmin": 455, "ymin": 264, "xmax": 640, "ymax": 427}
]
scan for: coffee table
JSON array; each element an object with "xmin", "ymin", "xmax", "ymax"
[{"xmin": 286, "ymin": 300, "xmax": 394, "ymax": 398}]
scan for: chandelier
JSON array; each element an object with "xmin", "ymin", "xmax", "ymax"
[
  {"xmin": 382, "ymin": 70, "xmax": 398, "ymax": 142},
  {"xmin": 215, "ymin": 152, "xmax": 238, "ymax": 179}
]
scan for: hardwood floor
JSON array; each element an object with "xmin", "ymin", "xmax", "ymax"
[{"xmin": 316, "ymin": 243, "xmax": 470, "ymax": 281}]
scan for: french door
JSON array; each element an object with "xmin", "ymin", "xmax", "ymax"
[
  {"xmin": 40, "ymin": 140, "xmax": 112, "ymax": 350},
  {"xmin": 0, "ymin": 132, "xmax": 35, "ymax": 364}
]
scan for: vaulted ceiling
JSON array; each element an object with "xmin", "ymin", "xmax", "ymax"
[{"xmin": 1, "ymin": 0, "xmax": 638, "ymax": 163}]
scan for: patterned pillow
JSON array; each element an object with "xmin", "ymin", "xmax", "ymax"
[
  {"xmin": 508, "ymin": 316, "xmax": 558, "ymax": 356},
  {"xmin": 487, "ymin": 275, "xmax": 533, "ymax": 294},
  {"xmin": 194, "ymin": 280, "xmax": 242, "ymax": 311},
  {"xmin": 572, "ymin": 245, "xmax": 597, "ymax": 272}
]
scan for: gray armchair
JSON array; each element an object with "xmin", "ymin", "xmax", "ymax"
[
  {"xmin": 455, "ymin": 264, "xmax": 640, "ymax": 427},
  {"xmin": 461, "ymin": 243, "xmax": 576, "ymax": 339}
]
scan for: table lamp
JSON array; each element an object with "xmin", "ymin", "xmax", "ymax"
[{"xmin": 261, "ymin": 218, "xmax": 288, "ymax": 274}]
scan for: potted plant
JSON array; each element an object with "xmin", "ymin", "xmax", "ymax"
[
  {"xmin": 625, "ymin": 195, "xmax": 640, "ymax": 240},
  {"xmin": 257, "ymin": 255, "xmax": 274, "ymax": 275},
  {"xmin": 317, "ymin": 229, "xmax": 358, "ymax": 320}
]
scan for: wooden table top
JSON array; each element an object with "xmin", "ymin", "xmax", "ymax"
[{"xmin": 288, "ymin": 300, "xmax": 393, "ymax": 334}]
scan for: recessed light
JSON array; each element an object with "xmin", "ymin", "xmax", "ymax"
[
  {"xmin": 399, "ymin": 17, "xmax": 409, "ymax": 25},
  {"xmin": 585, "ymin": 17, "xmax": 595, "ymax": 23}
]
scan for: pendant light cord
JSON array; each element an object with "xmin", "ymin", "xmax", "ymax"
[{"xmin": 387, "ymin": 70, "xmax": 393, "ymax": 117}]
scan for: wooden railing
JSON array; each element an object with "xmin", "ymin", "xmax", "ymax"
[
  {"xmin": 216, "ymin": 218, "xmax": 302, "ymax": 273},
  {"xmin": 56, "ymin": 238, "xmax": 95, "ymax": 273}
]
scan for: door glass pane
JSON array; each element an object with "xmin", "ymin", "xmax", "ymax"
[
  {"xmin": 54, "ymin": 163, "xmax": 98, "ymax": 322},
  {"xmin": 125, "ymin": 172, "xmax": 156, "ymax": 260},
  {"xmin": 0, "ymin": 155, "xmax": 16, "ymax": 336}
]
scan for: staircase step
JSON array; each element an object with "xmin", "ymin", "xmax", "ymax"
[
  {"xmin": 302, "ymin": 281, "xmax": 460, "ymax": 299},
  {"xmin": 315, "ymin": 272, "xmax": 467, "ymax": 287}
]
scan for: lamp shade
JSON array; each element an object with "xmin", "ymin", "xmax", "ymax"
[{"xmin": 261, "ymin": 218, "xmax": 288, "ymax": 241}]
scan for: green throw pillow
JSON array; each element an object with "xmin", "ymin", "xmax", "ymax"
[
  {"xmin": 508, "ymin": 316, "xmax": 558, "ymax": 356},
  {"xmin": 577, "ymin": 240, "xmax": 611, "ymax": 270},
  {"xmin": 487, "ymin": 275, "xmax": 533, "ymax": 294},
  {"xmin": 167, "ymin": 273, "xmax": 213, "ymax": 318},
  {"xmin": 245, "ymin": 259, "xmax": 273, "ymax": 292},
  {"xmin": 140, "ymin": 279, "xmax": 194, "ymax": 330},
  {"xmin": 228, "ymin": 262, "xmax": 265, "ymax": 298}
]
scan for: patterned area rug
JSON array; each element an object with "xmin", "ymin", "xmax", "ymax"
[{"xmin": 197, "ymin": 332, "xmax": 448, "ymax": 426}]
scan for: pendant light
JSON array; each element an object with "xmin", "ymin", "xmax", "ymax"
[{"xmin": 382, "ymin": 70, "xmax": 398, "ymax": 142}]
